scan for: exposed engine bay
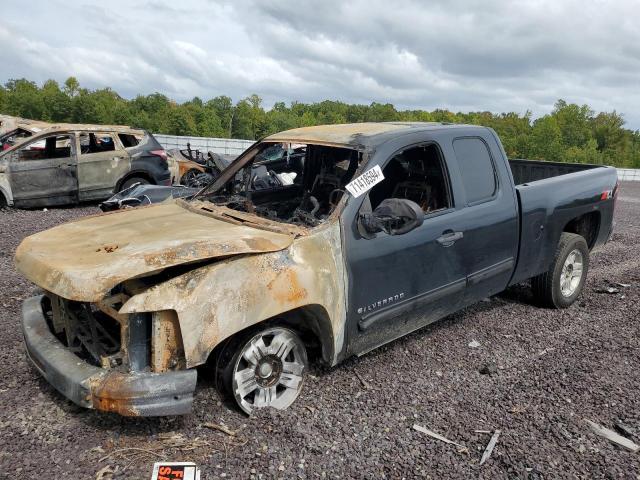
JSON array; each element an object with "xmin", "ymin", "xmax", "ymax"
[{"xmin": 199, "ymin": 142, "xmax": 362, "ymax": 227}]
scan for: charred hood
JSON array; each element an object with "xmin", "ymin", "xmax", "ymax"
[{"xmin": 15, "ymin": 201, "xmax": 294, "ymax": 301}]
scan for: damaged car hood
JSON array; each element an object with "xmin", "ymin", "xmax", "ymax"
[{"xmin": 15, "ymin": 201, "xmax": 295, "ymax": 302}]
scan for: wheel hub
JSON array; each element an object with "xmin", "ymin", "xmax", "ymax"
[
  {"xmin": 254, "ymin": 354, "xmax": 283, "ymax": 387},
  {"xmin": 560, "ymin": 249, "xmax": 584, "ymax": 297}
]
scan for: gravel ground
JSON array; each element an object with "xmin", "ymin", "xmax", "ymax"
[{"xmin": 1, "ymin": 184, "xmax": 639, "ymax": 479}]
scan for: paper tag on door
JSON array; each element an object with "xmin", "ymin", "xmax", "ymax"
[{"xmin": 345, "ymin": 165, "xmax": 385, "ymax": 198}]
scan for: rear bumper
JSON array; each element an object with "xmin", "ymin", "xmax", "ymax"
[{"xmin": 21, "ymin": 295, "xmax": 197, "ymax": 416}]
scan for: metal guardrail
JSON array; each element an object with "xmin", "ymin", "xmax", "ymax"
[
  {"xmin": 617, "ymin": 168, "xmax": 640, "ymax": 182},
  {"xmin": 154, "ymin": 134, "xmax": 254, "ymax": 156}
]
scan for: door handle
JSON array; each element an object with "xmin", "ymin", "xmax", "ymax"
[
  {"xmin": 59, "ymin": 164, "xmax": 74, "ymax": 170},
  {"xmin": 436, "ymin": 230, "xmax": 463, "ymax": 247}
]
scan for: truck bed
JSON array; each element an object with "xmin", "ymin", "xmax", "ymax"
[
  {"xmin": 508, "ymin": 159, "xmax": 604, "ymax": 186},
  {"xmin": 508, "ymin": 158, "xmax": 617, "ymax": 287}
]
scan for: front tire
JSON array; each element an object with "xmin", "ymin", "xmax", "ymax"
[
  {"xmin": 217, "ymin": 326, "xmax": 308, "ymax": 414},
  {"xmin": 531, "ymin": 232, "xmax": 589, "ymax": 308}
]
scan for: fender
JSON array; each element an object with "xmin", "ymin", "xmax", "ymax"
[{"xmin": 120, "ymin": 222, "xmax": 347, "ymax": 368}]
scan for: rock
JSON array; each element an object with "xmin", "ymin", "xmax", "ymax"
[
  {"xmin": 479, "ymin": 363, "xmax": 498, "ymax": 375},
  {"xmin": 468, "ymin": 340, "xmax": 481, "ymax": 348}
]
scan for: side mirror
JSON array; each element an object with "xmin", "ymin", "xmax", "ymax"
[{"xmin": 360, "ymin": 198, "xmax": 424, "ymax": 236}]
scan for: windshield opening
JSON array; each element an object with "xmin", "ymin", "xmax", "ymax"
[{"xmin": 195, "ymin": 141, "xmax": 362, "ymax": 227}]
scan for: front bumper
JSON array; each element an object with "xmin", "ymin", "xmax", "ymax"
[{"xmin": 21, "ymin": 295, "xmax": 197, "ymax": 416}]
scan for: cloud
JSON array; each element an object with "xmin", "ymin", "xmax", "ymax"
[{"xmin": 1, "ymin": 0, "xmax": 638, "ymax": 128}]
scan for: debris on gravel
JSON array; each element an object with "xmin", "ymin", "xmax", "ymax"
[
  {"xmin": 595, "ymin": 285, "xmax": 620, "ymax": 294},
  {"xmin": 412, "ymin": 424, "xmax": 466, "ymax": 449},
  {"xmin": 585, "ymin": 419, "xmax": 640, "ymax": 453},
  {"xmin": 1, "ymin": 182, "xmax": 640, "ymax": 478},
  {"xmin": 614, "ymin": 420, "xmax": 639, "ymax": 440},
  {"xmin": 479, "ymin": 363, "xmax": 498, "ymax": 375},
  {"xmin": 479, "ymin": 430, "xmax": 501, "ymax": 465}
]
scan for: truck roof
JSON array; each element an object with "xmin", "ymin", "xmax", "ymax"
[{"xmin": 264, "ymin": 122, "xmax": 479, "ymax": 148}]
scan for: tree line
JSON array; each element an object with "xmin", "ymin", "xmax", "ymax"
[{"xmin": 1, "ymin": 77, "xmax": 638, "ymax": 168}]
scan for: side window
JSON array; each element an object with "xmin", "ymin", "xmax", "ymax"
[
  {"xmin": 118, "ymin": 133, "xmax": 139, "ymax": 148},
  {"xmin": 368, "ymin": 144, "xmax": 451, "ymax": 213},
  {"xmin": 16, "ymin": 135, "xmax": 72, "ymax": 161},
  {"xmin": 78, "ymin": 133, "xmax": 117, "ymax": 155},
  {"xmin": 452, "ymin": 137, "xmax": 497, "ymax": 204}
]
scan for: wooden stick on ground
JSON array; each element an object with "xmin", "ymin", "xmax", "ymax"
[
  {"xmin": 585, "ymin": 419, "xmax": 640, "ymax": 452},
  {"xmin": 412, "ymin": 424, "xmax": 465, "ymax": 448},
  {"xmin": 479, "ymin": 430, "xmax": 501, "ymax": 465}
]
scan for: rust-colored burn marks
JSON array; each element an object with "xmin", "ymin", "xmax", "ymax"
[
  {"xmin": 264, "ymin": 122, "xmax": 416, "ymax": 147},
  {"xmin": 90, "ymin": 373, "xmax": 141, "ymax": 417},
  {"xmin": 267, "ymin": 269, "xmax": 308, "ymax": 304},
  {"xmin": 119, "ymin": 222, "xmax": 346, "ymax": 368},
  {"xmin": 96, "ymin": 244, "xmax": 119, "ymax": 253},
  {"xmin": 151, "ymin": 311, "xmax": 185, "ymax": 372},
  {"xmin": 15, "ymin": 201, "xmax": 294, "ymax": 302}
]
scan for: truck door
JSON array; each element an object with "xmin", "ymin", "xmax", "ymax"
[
  {"xmin": 450, "ymin": 135, "xmax": 519, "ymax": 302},
  {"xmin": 77, "ymin": 131, "xmax": 130, "ymax": 201},
  {"xmin": 8, "ymin": 133, "xmax": 78, "ymax": 208},
  {"xmin": 343, "ymin": 142, "xmax": 470, "ymax": 355}
]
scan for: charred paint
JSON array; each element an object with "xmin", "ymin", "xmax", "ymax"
[
  {"xmin": 90, "ymin": 373, "xmax": 141, "ymax": 416},
  {"xmin": 120, "ymin": 222, "xmax": 347, "ymax": 368},
  {"xmin": 264, "ymin": 122, "xmax": 418, "ymax": 147},
  {"xmin": 151, "ymin": 311, "xmax": 185, "ymax": 372},
  {"xmin": 268, "ymin": 269, "xmax": 308, "ymax": 304},
  {"xmin": 15, "ymin": 200, "xmax": 294, "ymax": 301}
]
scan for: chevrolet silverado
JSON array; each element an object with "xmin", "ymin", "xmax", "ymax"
[{"xmin": 16, "ymin": 122, "xmax": 618, "ymax": 416}]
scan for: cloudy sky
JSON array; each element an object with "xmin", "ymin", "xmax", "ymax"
[{"xmin": 1, "ymin": 0, "xmax": 639, "ymax": 128}]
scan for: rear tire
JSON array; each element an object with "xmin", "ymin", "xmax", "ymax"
[
  {"xmin": 531, "ymin": 232, "xmax": 589, "ymax": 308},
  {"xmin": 119, "ymin": 176, "xmax": 149, "ymax": 191},
  {"xmin": 216, "ymin": 326, "xmax": 307, "ymax": 415}
]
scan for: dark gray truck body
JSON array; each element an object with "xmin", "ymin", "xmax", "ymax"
[{"xmin": 339, "ymin": 126, "xmax": 617, "ymax": 355}]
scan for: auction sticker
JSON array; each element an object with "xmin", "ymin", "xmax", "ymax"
[
  {"xmin": 345, "ymin": 165, "xmax": 385, "ymax": 198},
  {"xmin": 151, "ymin": 462, "xmax": 200, "ymax": 480}
]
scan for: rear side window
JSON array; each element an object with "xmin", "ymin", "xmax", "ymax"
[
  {"xmin": 78, "ymin": 133, "xmax": 116, "ymax": 154},
  {"xmin": 453, "ymin": 137, "xmax": 497, "ymax": 204},
  {"xmin": 119, "ymin": 133, "xmax": 140, "ymax": 148}
]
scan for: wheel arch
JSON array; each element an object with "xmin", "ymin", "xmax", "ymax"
[
  {"xmin": 563, "ymin": 211, "xmax": 601, "ymax": 250},
  {"xmin": 115, "ymin": 170, "xmax": 155, "ymax": 191},
  {"xmin": 208, "ymin": 304, "xmax": 336, "ymax": 367}
]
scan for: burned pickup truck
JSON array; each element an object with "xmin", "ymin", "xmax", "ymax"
[{"xmin": 16, "ymin": 122, "xmax": 618, "ymax": 416}]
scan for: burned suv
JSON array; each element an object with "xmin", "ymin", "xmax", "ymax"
[
  {"xmin": 16, "ymin": 123, "xmax": 616, "ymax": 416},
  {"xmin": 0, "ymin": 124, "xmax": 170, "ymax": 208}
]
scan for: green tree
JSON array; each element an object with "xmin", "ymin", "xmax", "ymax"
[
  {"xmin": 2, "ymin": 76, "xmax": 639, "ymax": 168},
  {"xmin": 530, "ymin": 116, "xmax": 564, "ymax": 161},
  {"xmin": 3, "ymin": 78, "xmax": 43, "ymax": 119},
  {"xmin": 41, "ymin": 79, "xmax": 72, "ymax": 122},
  {"xmin": 552, "ymin": 100, "xmax": 593, "ymax": 148},
  {"xmin": 64, "ymin": 77, "xmax": 80, "ymax": 97}
]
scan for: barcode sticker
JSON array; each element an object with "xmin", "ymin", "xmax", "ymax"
[{"xmin": 345, "ymin": 165, "xmax": 385, "ymax": 198}]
